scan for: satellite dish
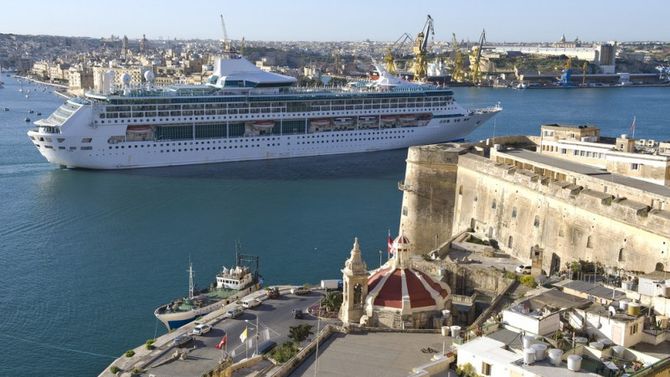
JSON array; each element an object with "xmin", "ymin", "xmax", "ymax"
[{"xmin": 144, "ymin": 70, "xmax": 155, "ymax": 83}]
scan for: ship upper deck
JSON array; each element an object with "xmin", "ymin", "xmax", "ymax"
[{"xmin": 85, "ymin": 85, "xmax": 455, "ymax": 105}]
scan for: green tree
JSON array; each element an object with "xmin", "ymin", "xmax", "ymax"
[
  {"xmin": 322, "ymin": 291, "xmax": 343, "ymax": 313},
  {"xmin": 288, "ymin": 324, "xmax": 314, "ymax": 343},
  {"xmin": 456, "ymin": 363, "xmax": 480, "ymax": 377}
]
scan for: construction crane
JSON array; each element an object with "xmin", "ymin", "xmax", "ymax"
[
  {"xmin": 450, "ymin": 33, "xmax": 465, "ymax": 82},
  {"xmin": 581, "ymin": 61, "xmax": 588, "ymax": 86},
  {"xmin": 219, "ymin": 14, "xmax": 231, "ymax": 52},
  {"xmin": 470, "ymin": 29, "xmax": 486, "ymax": 84},
  {"xmin": 411, "ymin": 14, "xmax": 434, "ymax": 81},
  {"xmin": 384, "ymin": 33, "xmax": 413, "ymax": 75}
]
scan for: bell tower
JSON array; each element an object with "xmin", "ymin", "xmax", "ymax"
[{"xmin": 340, "ymin": 238, "xmax": 368, "ymax": 325}]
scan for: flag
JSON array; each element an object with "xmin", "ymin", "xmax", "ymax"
[
  {"xmin": 387, "ymin": 229, "xmax": 394, "ymax": 259},
  {"xmin": 239, "ymin": 327, "xmax": 248, "ymax": 342},
  {"xmin": 215, "ymin": 335, "xmax": 227, "ymax": 349}
]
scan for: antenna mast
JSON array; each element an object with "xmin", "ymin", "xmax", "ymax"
[{"xmin": 188, "ymin": 259, "xmax": 195, "ymax": 299}]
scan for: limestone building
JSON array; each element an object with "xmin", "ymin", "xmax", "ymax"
[
  {"xmin": 339, "ymin": 235, "xmax": 451, "ymax": 329},
  {"xmin": 398, "ymin": 125, "xmax": 670, "ymax": 275}
]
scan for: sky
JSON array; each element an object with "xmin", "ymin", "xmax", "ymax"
[{"xmin": 1, "ymin": 0, "xmax": 668, "ymax": 42}]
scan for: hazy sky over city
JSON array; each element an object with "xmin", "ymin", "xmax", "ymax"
[{"xmin": 2, "ymin": 0, "xmax": 668, "ymax": 42}]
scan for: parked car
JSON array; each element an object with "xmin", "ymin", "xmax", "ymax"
[
  {"xmin": 516, "ymin": 265, "xmax": 532, "ymax": 275},
  {"xmin": 242, "ymin": 298, "xmax": 262, "ymax": 309},
  {"xmin": 191, "ymin": 323, "xmax": 211, "ymax": 336},
  {"xmin": 225, "ymin": 306, "xmax": 243, "ymax": 319},
  {"xmin": 266, "ymin": 287, "xmax": 281, "ymax": 299},
  {"xmin": 171, "ymin": 334, "xmax": 193, "ymax": 347},
  {"xmin": 291, "ymin": 287, "xmax": 309, "ymax": 295},
  {"xmin": 292, "ymin": 308, "xmax": 305, "ymax": 319}
]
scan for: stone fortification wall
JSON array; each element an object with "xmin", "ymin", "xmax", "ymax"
[
  {"xmin": 399, "ymin": 144, "xmax": 466, "ymax": 254},
  {"xmin": 453, "ymin": 154, "xmax": 670, "ymax": 274}
]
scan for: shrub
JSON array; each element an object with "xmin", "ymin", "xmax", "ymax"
[
  {"xmin": 145, "ymin": 339, "xmax": 155, "ymax": 350},
  {"xmin": 109, "ymin": 366, "xmax": 120, "ymax": 374},
  {"xmin": 270, "ymin": 341, "xmax": 299, "ymax": 363},
  {"xmin": 519, "ymin": 275, "xmax": 537, "ymax": 288},
  {"xmin": 456, "ymin": 363, "xmax": 478, "ymax": 377},
  {"xmin": 125, "ymin": 349, "xmax": 135, "ymax": 357}
]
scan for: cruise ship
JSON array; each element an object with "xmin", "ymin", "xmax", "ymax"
[{"xmin": 27, "ymin": 54, "xmax": 501, "ymax": 169}]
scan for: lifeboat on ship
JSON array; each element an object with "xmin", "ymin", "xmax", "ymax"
[
  {"xmin": 309, "ymin": 118, "xmax": 332, "ymax": 132},
  {"xmin": 252, "ymin": 120, "xmax": 275, "ymax": 131},
  {"xmin": 126, "ymin": 125, "xmax": 154, "ymax": 141},
  {"xmin": 398, "ymin": 115, "xmax": 418, "ymax": 127},
  {"xmin": 333, "ymin": 117, "xmax": 354, "ymax": 129},
  {"xmin": 358, "ymin": 116, "xmax": 377, "ymax": 127}
]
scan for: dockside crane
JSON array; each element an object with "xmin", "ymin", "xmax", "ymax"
[
  {"xmin": 451, "ymin": 33, "xmax": 465, "ymax": 82},
  {"xmin": 384, "ymin": 32, "xmax": 413, "ymax": 75},
  {"xmin": 582, "ymin": 61, "xmax": 588, "ymax": 86},
  {"xmin": 411, "ymin": 14, "xmax": 434, "ymax": 81},
  {"xmin": 470, "ymin": 29, "xmax": 486, "ymax": 84},
  {"xmin": 220, "ymin": 14, "xmax": 231, "ymax": 53}
]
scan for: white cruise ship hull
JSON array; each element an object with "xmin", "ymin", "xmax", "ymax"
[{"xmin": 28, "ymin": 110, "xmax": 498, "ymax": 170}]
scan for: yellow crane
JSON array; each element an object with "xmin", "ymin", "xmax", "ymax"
[
  {"xmin": 451, "ymin": 33, "xmax": 464, "ymax": 82},
  {"xmin": 384, "ymin": 33, "xmax": 413, "ymax": 75},
  {"xmin": 411, "ymin": 15, "xmax": 434, "ymax": 81},
  {"xmin": 470, "ymin": 29, "xmax": 486, "ymax": 84}
]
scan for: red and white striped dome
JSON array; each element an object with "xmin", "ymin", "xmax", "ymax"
[{"xmin": 366, "ymin": 267, "xmax": 450, "ymax": 314}]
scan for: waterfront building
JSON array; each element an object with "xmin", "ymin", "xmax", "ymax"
[{"xmin": 538, "ymin": 124, "xmax": 670, "ymax": 187}]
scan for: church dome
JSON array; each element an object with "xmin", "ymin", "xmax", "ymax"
[{"xmin": 366, "ymin": 266, "xmax": 449, "ymax": 313}]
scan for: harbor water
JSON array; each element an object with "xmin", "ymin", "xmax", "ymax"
[{"xmin": 0, "ymin": 75, "xmax": 669, "ymax": 376}]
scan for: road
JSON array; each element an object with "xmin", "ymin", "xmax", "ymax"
[{"xmin": 145, "ymin": 290, "xmax": 324, "ymax": 377}]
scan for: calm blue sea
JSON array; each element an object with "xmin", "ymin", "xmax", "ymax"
[{"xmin": 0, "ymin": 74, "xmax": 668, "ymax": 376}]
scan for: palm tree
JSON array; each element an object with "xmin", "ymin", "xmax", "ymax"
[{"xmin": 288, "ymin": 324, "xmax": 313, "ymax": 343}]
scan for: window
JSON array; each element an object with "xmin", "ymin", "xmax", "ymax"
[
  {"xmin": 508, "ymin": 236, "xmax": 513, "ymax": 249},
  {"xmin": 630, "ymin": 323, "xmax": 639, "ymax": 335},
  {"xmin": 481, "ymin": 362, "xmax": 492, "ymax": 376},
  {"xmin": 491, "ymin": 200, "xmax": 496, "ymax": 209},
  {"xmin": 512, "ymin": 207, "xmax": 517, "ymax": 218},
  {"xmin": 561, "ymin": 148, "xmax": 567, "ymax": 154},
  {"xmin": 618, "ymin": 248, "xmax": 625, "ymax": 262},
  {"xmin": 631, "ymin": 163, "xmax": 640, "ymax": 170},
  {"xmin": 533, "ymin": 215, "xmax": 540, "ymax": 227},
  {"xmin": 586, "ymin": 236, "xmax": 593, "ymax": 248}
]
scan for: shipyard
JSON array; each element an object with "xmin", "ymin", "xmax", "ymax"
[{"xmin": 2, "ymin": 2, "xmax": 670, "ymax": 377}]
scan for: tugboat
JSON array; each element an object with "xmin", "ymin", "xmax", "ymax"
[{"xmin": 154, "ymin": 245, "xmax": 260, "ymax": 330}]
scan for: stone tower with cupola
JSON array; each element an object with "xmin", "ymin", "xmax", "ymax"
[{"xmin": 339, "ymin": 238, "xmax": 368, "ymax": 325}]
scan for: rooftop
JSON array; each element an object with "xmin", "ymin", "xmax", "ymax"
[
  {"xmin": 553, "ymin": 279, "xmax": 627, "ymax": 301},
  {"xmin": 289, "ymin": 332, "xmax": 452, "ymax": 377},
  {"xmin": 499, "ymin": 148, "xmax": 670, "ymax": 198}
]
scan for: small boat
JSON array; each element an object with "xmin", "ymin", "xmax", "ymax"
[
  {"xmin": 29, "ymin": 109, "xmax": 34, "ymax": 114},
  {"xmin": 3, "ymin": 108, "xmax": 9, "ymax": 112},
  {"xmin": 154, "ymin": 247, "xmax": 260, "ymax": 330},
  {"xmin": 37, "ymin": 112, "xmax": 42, "ymax": 116},
  {"xmin": 25, "ymin": 94, "xmax": 29, "ymax": 99},
  {"xmin": 24, "ymin": 117, "xmax": 31, "ymax": 122}
]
